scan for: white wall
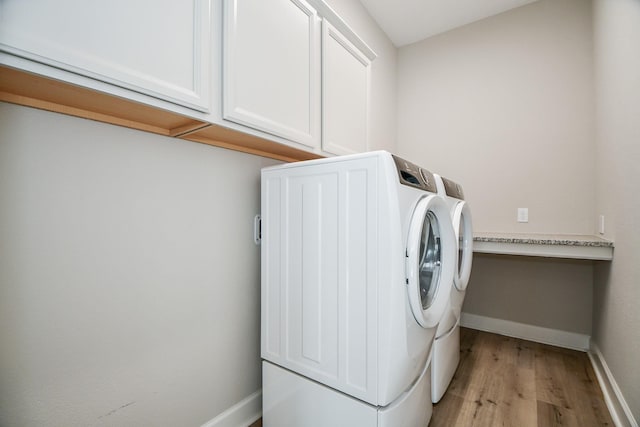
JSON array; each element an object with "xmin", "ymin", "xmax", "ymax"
[
  {"xmin": 394, "ymin": 0, "xmax": 639, "ymax": 419},
  {"xmin": 592, "ymin": 0, "xmax": 640, "ymax": 422},
  {"xmin": 464, "ymin": 255, "xmax": 593, "ymax": 335},
  {"xmin": 397, "ymin": 0, "xmax": 594, "ymax": 235},
  {"xmin": 0, "ymin": 102, "xmax": 276, "ymax": 427},
  {"xmin": 396, "ymin": 0, "xmax": 596, "ymax": 338}
]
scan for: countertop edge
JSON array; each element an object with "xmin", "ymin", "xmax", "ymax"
[
  {"xmin": 473, "ymin": 233, "xmax": 614, "ymax": 248},
  {"xmin": 472, "ymin": 233, "xmax": 614, "ymax": 261}
]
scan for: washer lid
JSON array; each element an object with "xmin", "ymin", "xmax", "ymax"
[
  {"xmin": 453, "ymin": 201, "xmax": 473, "ymax": 291},
  {"xmin": 406, "ymin": 195, "xmax": 456, "ymax": 328}
]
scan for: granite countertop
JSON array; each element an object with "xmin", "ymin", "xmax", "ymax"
[{"xmin": 473, "ymin": 232, "xmax": 614, "ymax": 248}]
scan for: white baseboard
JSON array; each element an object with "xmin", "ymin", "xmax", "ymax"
[
  {"xmin": 588, "ymin": 343, "xmax": 638, "ymax": 427},
  {"xmin": 460, "ymin": 312, "xmax": 590, "ymax": 351},
  {"xmin": 201, "ymin": 390, "xmax": 262, "ymax": 427}
]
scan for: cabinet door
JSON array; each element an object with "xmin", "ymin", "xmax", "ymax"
[
  {"xmin": 223, "ymin": 0, "xmax": 321, "ymax": 148},
  {"xmin": 0, "ymin": 0, "xmax": 211, "ymax": 111},
  {"xmin": 322, "ymin": 21, "xmax": 371, "ymax": 156}
]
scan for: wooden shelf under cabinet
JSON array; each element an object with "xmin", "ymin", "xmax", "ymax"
[{"xmin": 0, "ymin": 65, "xmax": 322, "ymax": 163}]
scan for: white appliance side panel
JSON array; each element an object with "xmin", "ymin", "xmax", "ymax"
[
  {"xmin": 341, "ymin": 167, "xmax": 377, "ymax": 393},
  {"xmin": 262, "ymin": 175, "xmax": 283, "ymax": 360},
  {"xmin": 261, "ymin": 157, "xmax": 379, "ymax": 404},
  {"xmin": 449, "ymin": 288, "xmax": 466, "ymax": 321},
  {"xmin": 286, "ymin": 170, "xmax": 340, "ymax": 375},
  {"xmin": 378, "ymin": 363, "xmax": 433, "ymax": 427},
  {"xmin": 432, "ymin": 324, "xmax": 460, "ymax": 403},
  {"xmin": 262, "ymin": 361, "xmax": 377, "ymax": 427},
  {"xmin": 435, "ymin": 302, "xmax": 457, "ymax": 338}
]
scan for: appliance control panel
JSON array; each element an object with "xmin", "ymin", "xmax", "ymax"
[
  {"xmin": 441, "ymin": 176, "xmax": 465, "ymax": 200},
  {"xmin": 391, "ymin": 154, "xmax": 438, "ymax": 193}
]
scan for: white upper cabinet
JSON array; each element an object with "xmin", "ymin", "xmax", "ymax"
[
  {"xmin": 223, "ymin": 0, "xmax": 376, "ymax": 154},
  {"xmin": 223, "ymin": 0, "xmax": 321, "ymax": 149},
  {"xmin": 0, "ymin": 0, "xmax": 211, "ymax": 112},
  {"xmin": 322, "ymin": 21, "xmax": 371, "ymax": 156}
]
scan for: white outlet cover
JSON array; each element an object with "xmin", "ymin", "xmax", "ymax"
[{"xmin": 517, "ymin": 208, "xmax": 528, "ymax": 223}]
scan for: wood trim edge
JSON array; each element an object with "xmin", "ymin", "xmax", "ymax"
[
  {"xmin": 169, "ymin": 122, "xmax": 211, "ymax": 138},
  {"xmin": 0, "ymin": 92, "xmax": 171, "ymax": 136},
  {"xmin": 182, "ymin": 134, "xmax": 303, "ymax": 163},
  {"xmin": 1, "ymin": 65, "xmax": 323, "ymax": 163}
]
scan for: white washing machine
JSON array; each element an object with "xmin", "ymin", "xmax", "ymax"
[
  {"xmin": 260, "ymin": 151, "xmax": 457, "ymax": 426},
  {"xmin": 431, "ymin": 174, "xmax": 474, "ymax": 403}
]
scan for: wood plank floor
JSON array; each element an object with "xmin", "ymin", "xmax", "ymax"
[
  {"xmin": 251, "ymin": 328, "xmax": 614, "ymax": 426},
  {"xmin": 430, "ymin": 328, "xmax": 614, "ymax": 426}
]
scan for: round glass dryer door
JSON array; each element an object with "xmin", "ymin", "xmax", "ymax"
[
  {"xmin": 453, "ymin": 201, "xmax": 473, "ymax": 292},
  {"xmin": 406, "ymin": 195, "xmax": 456, "ymax": 328},
  {"xmin": 418, "ymin": 210, "xmax": 441, "ymax": 310}
]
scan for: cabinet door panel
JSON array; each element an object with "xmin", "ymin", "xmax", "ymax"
[
  {"xmin": 322, "ymin": 21, "xmax": 370, "ymax": 156},
  {"xmin": 223, "ymin": 0, "xmax": 321, "ymax": 148},
  {"xmin": 0, "ymin": 0, "xmax": 211, "ymax": 111}
]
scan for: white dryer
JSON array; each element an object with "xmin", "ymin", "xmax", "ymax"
[
  {"xmin": 431, "ymin": 174, "xmax": 474, "ymax": 403},
  {"xmin": 260, "ymin": 151, "xmax": 457, "ymax": 426}
]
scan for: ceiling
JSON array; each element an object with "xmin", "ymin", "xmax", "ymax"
[{"xmin": 359, "ymin": 0, "xmax": 540, "ymax": 47}]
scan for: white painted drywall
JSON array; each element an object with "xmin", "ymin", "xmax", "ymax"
[
  {"xmin": 464, "ymin": 254, "xmax": 593, "ymax": 335},
  {"xmin": 359, "ymin": 0, "xmax": 540, "ymax": 47},
  {"xmin": 397, "ymin": 0, "xmax": 595, "ymax": 235},
  {"xmin": 593, "ymin": 0, "xmax": 640, "ymax": 422},
  {"xmin": 395, "ymin": 0, "xmax": 595, "ymax": 339},
  {"xmin": 394, "ymin": 0, "xmax": 638, "ymax": 419},
  {"xmin": 0, "ymin": 102, "xmax": 277, "ymax": 426}
]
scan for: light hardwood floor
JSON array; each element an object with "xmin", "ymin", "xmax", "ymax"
[
  {"xmin": 251, "ymin": 328, "xmax": 614, "ymax": 426},
  {"xmin": 430, "ymin": 328, "xmax": 614, "ymax": 426}
]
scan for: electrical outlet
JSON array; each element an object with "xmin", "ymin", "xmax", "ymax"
[{"xmin": 517, "ymin": 208, "xmax": 528, "ymax": 223}]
